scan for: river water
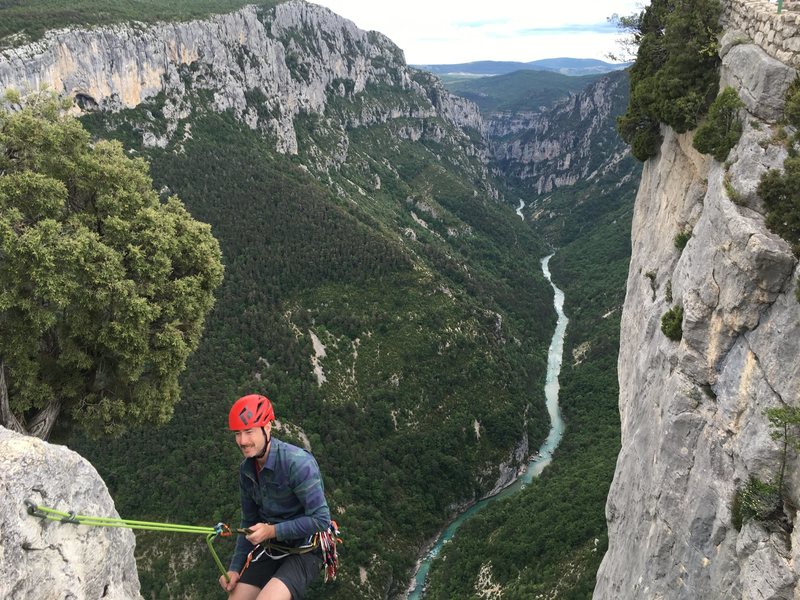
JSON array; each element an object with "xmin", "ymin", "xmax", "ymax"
[{"xmin": 407, "ymin": 253, "xmax": 568, "ymax": 599}]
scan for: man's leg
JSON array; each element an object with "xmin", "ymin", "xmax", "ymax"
[
  {"xmin": 256, "ymin": 578, "xmax": 292, "ymax": 600},
  {"xmin": 228, "ymin": 582, "xmax": 262, "ymax": 600}
]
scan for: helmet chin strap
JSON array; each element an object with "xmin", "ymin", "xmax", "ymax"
[{"xmin": 255, "ymin": 427, "xmax": 270, "ymax": 460}]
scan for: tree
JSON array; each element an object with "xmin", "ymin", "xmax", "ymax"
[
  {"xmin": 617, "ymin": 0, "xmax": 722, "ymax": 161},
  {"xmin": 692, "ymin": 87, "xmax": 745, "ymax": 161},
  {"xmin": 765, "ymin": 406, "xmax": 800, "ymax": 496},
  {"xmin": 0, "ymin": 92, "xmax": 224, "ymax": 439}
]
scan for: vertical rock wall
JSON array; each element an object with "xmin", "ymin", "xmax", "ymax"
[{"xmin": 594, "ymin": 29, "xmax": 800, "ymax": 600}]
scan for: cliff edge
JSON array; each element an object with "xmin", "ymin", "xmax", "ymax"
[{"xmin": 0, "ymin": 426, "xmax": 142, "ymax": 599}]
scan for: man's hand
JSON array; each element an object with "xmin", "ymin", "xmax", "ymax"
[
  {"xmin": 246, "ymin": 522, "xmax": 277, "ymax": 544},
  {"xmin": 219, "ymin": 570, "xmax": 239, "ymax": 592}
]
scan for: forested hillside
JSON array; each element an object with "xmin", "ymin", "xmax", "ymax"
[{"xmin": 57, "ymin": 13, "xmax": 559, "ymax": 597}]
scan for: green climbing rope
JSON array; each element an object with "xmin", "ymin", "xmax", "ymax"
[{"xmin": 25, "ymin": 500, "xmax": 238, "ymax": 581}]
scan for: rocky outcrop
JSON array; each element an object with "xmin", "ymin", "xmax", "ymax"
[
  {"xmin": 595, "ymin": 37, "xmax": 800, "ymax": 600},
  {"xmin": 0, "ymin": 426, "xmax": 142, "ymax": 600},
  {"xmin": 0, "ymin": 0, "xmax": 484, "ymax": 158},
  {"xmin": 489, "ymin": 70, "xmax": 630, "ymax": 194}
]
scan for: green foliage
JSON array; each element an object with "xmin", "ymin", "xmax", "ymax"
[
  {"xmin": 617, "ymin": 0, "xmax": 722, "ymax": 161},
  {"xmin": 660, "ymin": 305, "xmax": 683, "ymax": 341},
  {"xmin": 765, "ymin": 406, "xmax": 800, "ymax": 493},
  {"xmin": 784, "ymin": 76, "xmax": 800, "ymax": 129},
  {"xmin": 732, "ymin": 477, "xmax": 780, "ymax": 530},
  {"xmin": 674, "ymin": 230, "xmax": 691, "ymax": 250},
  {"xmin": 757, "ymin": 156, "xmax": 800, "ymax": 255},
  {"xmin": 0, "ymin": 94, "xmax": 223, "ymax": 437},
  {"xmin": 692, "ymin": 87, "xmax": 745, "ymax": 161},
  {"xmin": 0, "ymin": 0, "xmax": 283, "ymax": 47}
]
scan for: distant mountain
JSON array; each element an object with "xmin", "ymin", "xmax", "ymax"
[
  {"xmin": 414, "ymin": 57, "xmax": 631, "ymax": 77},
  {"xmin": 441, "ymin": 69, "xmax": 603, "ymax": 114}
]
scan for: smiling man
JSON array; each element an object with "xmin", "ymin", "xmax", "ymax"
[{"xmin": 220, "ymin": 394, "xmax": 331, "ymax": 600}]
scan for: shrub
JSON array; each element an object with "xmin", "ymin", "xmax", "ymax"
[
  {"xmin": 693, "ymin": 87, "xmax": 745, "ymax": 161},
  {"xmin": 617, "ymin": 0, "xmax": 722, "ymax": 161},
  {"xmin": 731, "ymin": 477, "xmax": 780, "ymax": 531},
  {"xmin": 661, "ymin": 305, "xmax": 683, "ymax": 341},
  {"xmin": 674, "ymin": 230, "xmax": 691, "ymax": 250},
  {"xmin": 757, "ymin": 156, "xmax": 800, "ymax": 255},
  {"xmin": 784, "ymin": 76, "xmax": 800, "ymax": 129}
]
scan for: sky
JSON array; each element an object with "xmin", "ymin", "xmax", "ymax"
[{"xmin": 311, "ymin": 0, "xmax": 646, "ymax": 65}]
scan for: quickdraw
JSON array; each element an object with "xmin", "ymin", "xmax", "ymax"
[
  {"xmin": 25, "ymin": 500, "xmax": 239, "ymax": 582},
  {"xmin": 319, "ymin": 520, "xmax": 342, "ymax": 582}
]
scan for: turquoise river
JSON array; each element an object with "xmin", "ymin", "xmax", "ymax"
[{"xmin": 407, "ymin": 253, "xmax": 569, "ymax": 598}]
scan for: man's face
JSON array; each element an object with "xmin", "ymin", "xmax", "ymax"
[{"xmin": 235, "ymin": 424, "xmax": 270, "ymax": 457}]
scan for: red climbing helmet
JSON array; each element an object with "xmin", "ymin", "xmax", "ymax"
[{"xmin": 229, "ymin": 394, "xmax": 275, "ymax": 430}]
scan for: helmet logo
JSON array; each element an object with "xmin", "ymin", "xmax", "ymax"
[{"xmin": 239, "ymin": 407, "xmax": 253, "ymax": 425}]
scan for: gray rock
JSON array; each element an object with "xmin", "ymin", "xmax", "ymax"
[
  {"xmin": 595, "ymin": 34, "xmax": 800, "ymax": 599},
  {"xmin": 0, "ymin": 0, "xmax": 484, "ymax": 162},
  {"xmin": 721, "ymin": 41, "xmax": 798, "ymax": 122},
  {"xmin": 0, "ymin": 426, "xmax": 142, "ymax": 600}
]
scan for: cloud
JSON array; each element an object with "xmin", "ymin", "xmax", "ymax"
[
  {"xmin": 519, "ymin": 22, "xmax": 618, "ymax": 36},
  {"xmin": 455, "ymin": 19, "xmax": 512, "ymax": 29}
]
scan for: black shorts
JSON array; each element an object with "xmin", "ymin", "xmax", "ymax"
[{"xmin": 238, "ymin": 552, "xmax": 322, "ymax": 599}]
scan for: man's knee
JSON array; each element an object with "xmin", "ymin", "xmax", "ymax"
[
  {"xmin": 229, "ymin": 581, "xmax": 262, "ymax": 600},
  {"xmin": 257, "ymin": 577, "xmax": 292, "ymax": 600}
]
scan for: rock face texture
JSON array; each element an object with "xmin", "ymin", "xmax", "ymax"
[
  {"xmin": 488, "ymin": 70, "xmax": 631, "ymax": 194},
  {"xmin": 0, "ymin": 0, "xmax": 484, "ymax": 156},
  {"xmin": 0, "ymin": 426, "xmax": 142, "ymax": 600},
  {"xmin": 594, "ymin": 38, "xmax": 800, "ymax": 600}
]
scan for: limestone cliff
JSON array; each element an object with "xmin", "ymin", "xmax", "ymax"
[
  {"xmin": 0, "ymin": 426, "xmax": 142, "ymax": 599},
  {"xmin": 489, "ymin": 70, "xmax": 630, "ymax": 195},
  {"xmin": 595, "ymin": 21, "xmax": 800, "ymax": 600},
  {"xmin": 0, "ymin": 0, "xmax": 484, "ymax": 158}
]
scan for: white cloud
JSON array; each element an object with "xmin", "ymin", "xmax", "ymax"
[{"xmin": 311, "ymin": 0, "xmax": 645, "ymax": 64}]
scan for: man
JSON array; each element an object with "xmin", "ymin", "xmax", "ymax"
[{"xmin": 219, "ymin": 394, "xmax": 331, "ymax": 600}]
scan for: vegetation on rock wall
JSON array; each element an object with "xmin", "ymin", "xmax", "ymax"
[
  {"xmin": 757, "ymin": 76, "xmax": 800, "ymax": 301},
  {"xmin": 616, "ymin": 0, "xmax": 722, "ymax": 161},
  {"xmin": 660, "ymin": 305, "xmax": 684, "ymax": 342},
  {"xmin": 692, "ymin": 87, "xmax": 745, "ymax": 162}
]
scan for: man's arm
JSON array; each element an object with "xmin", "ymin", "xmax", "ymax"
[{"xmin": 229, "ymin": 470, "xmax": 260, "ymax": 573}]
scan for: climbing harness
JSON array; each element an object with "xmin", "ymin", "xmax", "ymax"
[
  {"xmin": 239, "ymin": 520, "xmax": 342, "ymax": 582},
  {"xmin": 25, "ymin": 500, "xmax": 238, "ymax": 582},
  {"xmin": 26, "ymin": 500, "xmax": 343, "ymax": 583}
]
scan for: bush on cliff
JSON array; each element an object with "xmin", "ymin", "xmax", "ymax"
[
  {"xmin": 660, "ymin": 305, "xmax": 683, "ymax": 341},
  {"xmin": 616, "ymin": 0, "xmax": 722, "ymax": 161},
  {"xmin": 692, "ymin": 87, "xmax": 745, "ymax": 161}
]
